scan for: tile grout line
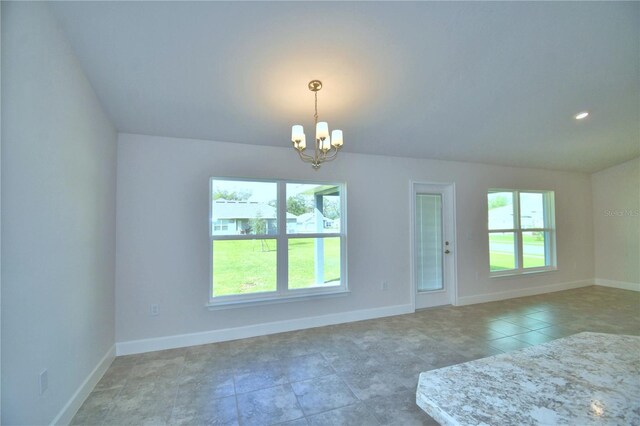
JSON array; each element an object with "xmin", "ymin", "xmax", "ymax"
[
  {"xmin": 97, "ymin": 358, "xmax": 140, "ymax": 426},
  {"xmin": 232, "ymin": 368, "xmax": 243, "ymax": 426},
  {"xmin": 166, "ymin": 357, "xmax": 187, "ymax": 425}
]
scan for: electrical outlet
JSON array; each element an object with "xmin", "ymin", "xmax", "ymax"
[
  {"xmin": 150, "ymin": 304, "xmax": 159, "ymax": 316},
  {"xmin": 381, "ymin": 281, "xmax": 389, "ymax": 291},
  {"xmin": 39, "ymin": 369, "xmax": 48, "ymax": 395}
]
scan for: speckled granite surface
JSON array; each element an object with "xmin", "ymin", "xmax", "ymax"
[{"xmin": 416, "ymin": 332, "xmax": 640, "ymax": 426}]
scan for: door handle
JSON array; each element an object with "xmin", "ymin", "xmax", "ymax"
[{"xmin": 444, "ymin": 249, "xmax": 451, "ymax": 254}]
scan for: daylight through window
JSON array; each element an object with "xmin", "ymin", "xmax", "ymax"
[
  {"xmin": 210, "ymin": 178, "xmax": 346, "ymax": 304},
  {"xmin": 488, "ymin": 190, "xmax": 556, "ymax": 276}
]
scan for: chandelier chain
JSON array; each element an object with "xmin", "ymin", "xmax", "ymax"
[{"xmin": 314, "ymin": 90, "xmax": 318, "ymax": 125}]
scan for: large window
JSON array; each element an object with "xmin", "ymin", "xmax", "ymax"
[
  {"xmin": 210, "ymin": 178, "xmax": 346, "ymax": 304},
  {"xmin": 488, "ymin": 190, "xmax": 556, "ymax": 276}
]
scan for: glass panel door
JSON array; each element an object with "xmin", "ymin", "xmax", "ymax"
[{"xmin": 415, "ymin": 193, "xmax": 443, "ymax": 292}]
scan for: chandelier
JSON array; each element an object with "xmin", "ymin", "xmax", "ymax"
[{"xmin": 291, "ymin": 80, "xmax": 344, "ymax": 170}]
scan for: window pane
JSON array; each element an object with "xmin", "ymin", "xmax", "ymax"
[
  {"xmin": 288, "ymin": 237, "xmax": 340, "ymax": 289},
  {"xmin": 416, "ymin": 194, "xmax": 443, "ymax": 292},
  {"xmin": 520, "ymin": 192, "xmax": 545, "ymax": 229},
  {"xmin": 211, "ymin": 180, "xmax": 277, "ymax": 236},
  {"xmin": 523, "ymin": 231, "xmax": 548, "ymax": 268},
  {"xmin": 488, "ymin": 192, "xmax": 515, "ymax": 230},
  {"xmin": 286, "ymin": 183, "xmax": 340, "ymax": 234},
  {"xmin": 489, "ymin": 232, "xmax": 516, "ymax": 271},
  {"xmin": 212, "ymin": 240, "xmax": 276, "ymax": 296}
]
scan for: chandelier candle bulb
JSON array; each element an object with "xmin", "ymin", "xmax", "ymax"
[
  {"xmin": 323, "ymin": 136, "xmax": 331, "ymax": 151},
  {"xmin": 292, "ymin": 125, "xmax": 304, "ymax": 142},
  {"xmin": 331, "ymin": 130, "xmax": 343, "ymax": 147},
  {"xmin": 316, "ymin": 122, "xmax": 329, "ymax": 140}
]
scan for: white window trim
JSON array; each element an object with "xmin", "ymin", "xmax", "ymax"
[
  {"xmin": 489, "ymin": 189, "xmax": 557, "ymax": 277},
  {"xmin": 206, "ymin": 289, "xmax": 351, "ymax": 310},
  {"xmin": 208, "ymin": 177, "xmax": 348, "ymax": 307}
]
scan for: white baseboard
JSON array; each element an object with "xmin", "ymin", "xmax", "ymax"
[
  {"xmin": 116, "ymin": 304, "xmax": 413, "ymax": 356},
  {"xmin": 595, "ymin": 278, "xmax": 640, "ymax": 292},
  {"xmin": 455, "ymin": 279, "xmax": 594, "ymax": 306},
  {"xmin": 51, "ymin": 345, "xmax": 116, "ymax": 426}
]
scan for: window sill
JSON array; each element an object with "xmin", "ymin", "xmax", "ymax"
[
  {"xmin": 490, "ymin": 268, "xmax": 558, "ymax": 279},
  {"xmin": 206, "ymin": 289, "xmax": 351, "ymax": 311}
]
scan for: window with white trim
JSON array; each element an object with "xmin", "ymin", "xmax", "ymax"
[
  {"xmin": 488, "ymin": 190, "xmax": 556, "ymax": 276},
  {"xmin": 210, "ymin": 178, "xmax": 346, "ymax": 304}
]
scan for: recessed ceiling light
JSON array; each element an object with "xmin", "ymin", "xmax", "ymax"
[{"xmin": 574, "ymin": 111, "xmax": 589, "ymax": 120}]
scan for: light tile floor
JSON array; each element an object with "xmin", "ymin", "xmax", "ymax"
[{"xmin": 72, "ymin": 286, "xmax": 640, "ymax": 426}]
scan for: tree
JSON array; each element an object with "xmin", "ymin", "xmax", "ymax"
[
  {"xmin": 287, "ymin": 194, "xmax": 313, "ymax": 216},
  {"xmin": 488, "ymin": 195, "xmax": 508, "ymax": 210},
  {"xmin": 213, "ymin": 188, "xmax": 251, "ymax": 201},
  {"xmin": 249, "ymin": 211, "xmax": 267, "ymax": 235},
  {"xmin": 323, "ymin": 197, "xmax": 340, "ymax": 220},
  {"xmin": 250, "ymin": 211, "xmax": 270, "ymax": 252}
]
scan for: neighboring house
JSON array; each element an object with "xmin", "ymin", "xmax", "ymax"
[
  {"xmin": 212, "ymin": 200, "xmax": 297, "ymax": 235},
  {"xmin": 296, "ymin": 212, "xmax": 335, "ymax": 232}
]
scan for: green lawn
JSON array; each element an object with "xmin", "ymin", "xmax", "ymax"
[
  {"xmin": 213, "ymin": 234, "xmax": 545, "ymax": 293},
  {"xmin": 213, "ymin": 238, "xmax": 340, "ymax": 296},
  {"xmin": 489, "ymin": 233, "xmax": 546, "ymax": 271},
  {"xmin": 490, "ymin": 252, "xmax": 517, "ymax": 271},
  {"xmin": 490, "ymin": 254, "xmax": 546, "ymax": 271},
  {"xmin": 288, "ymin": 238, "xmax": 340, "ymax": 289}
]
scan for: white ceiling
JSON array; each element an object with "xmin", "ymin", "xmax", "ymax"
[{"xmin": 50, "ymin": 1, "xmax": 639, "ymax": 172}]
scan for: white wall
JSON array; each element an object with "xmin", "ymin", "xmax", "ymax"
[
  {"xmin": 1, "ymin": 3, "xmax": 117, "ymax": 424},
  {"xmin": 0, "ymin": 3, "xmax": 3, "ymax": 420},
  {"xmin": 115, "ymin": 133, "xmax": 594, "ymax": 348},
  {"xmin": 592, "ymin": 157, "xmax": 640, "ymax": 289}
]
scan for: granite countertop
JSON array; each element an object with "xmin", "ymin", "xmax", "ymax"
[{"xmin": 416, "ymin": 332, "xmax": 640, "ymax": 425}]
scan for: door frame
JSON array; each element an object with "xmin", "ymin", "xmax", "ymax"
[{"xmin": 409, "ymin": 181, "xmax": 458, "ymax": 310}]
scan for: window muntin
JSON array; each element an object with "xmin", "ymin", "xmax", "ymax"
[
  {"xmin": 488, "ymin": 190, "xmax": 556, "ymax": 276},
  {"xmin": 210, "ymin": 178, "xmax": 346, "ymax": 304}
]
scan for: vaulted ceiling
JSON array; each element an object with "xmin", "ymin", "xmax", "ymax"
[{"xmin": 50, "ymin": 1, "xmax": 639, "ymax": 172}]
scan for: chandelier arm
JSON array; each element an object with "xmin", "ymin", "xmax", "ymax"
[
  {"xmin": 296, "ymin": 149, "xmax": 315, "ymax": 163},
  {"xmin": 321, "ymin": 147, "xmax": 340, "ymax": 162}
]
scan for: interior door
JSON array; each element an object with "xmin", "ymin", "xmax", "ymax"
[{"xmin": 413, "ymin": 183, "xmax": 456, "ymax": 309}]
